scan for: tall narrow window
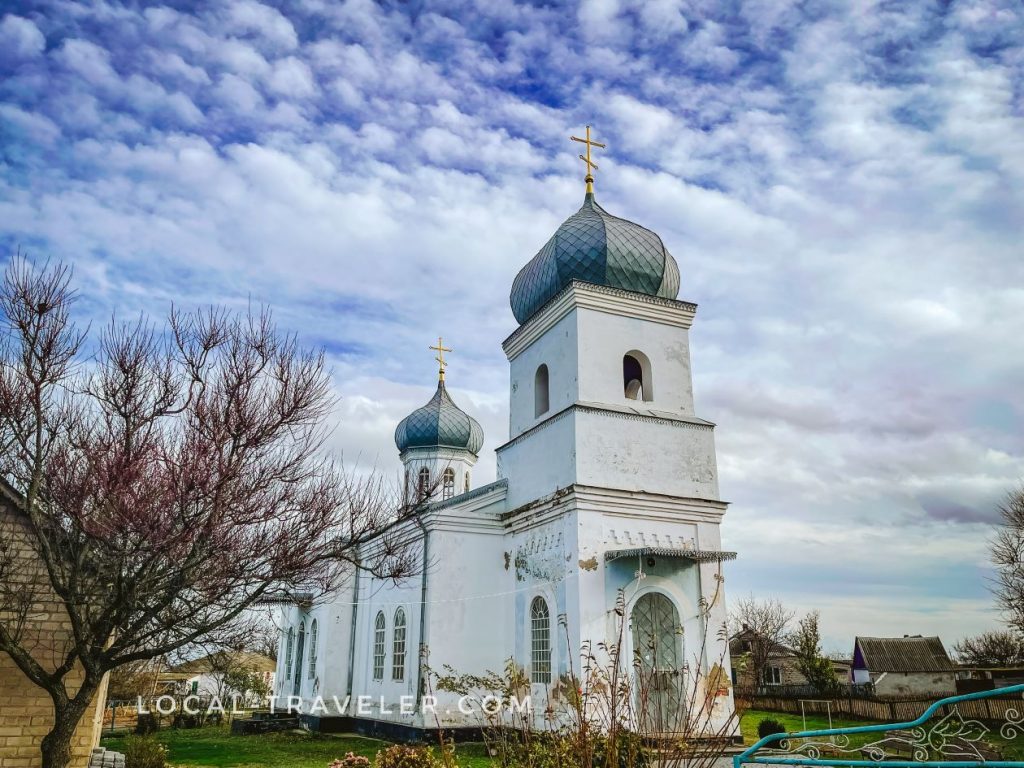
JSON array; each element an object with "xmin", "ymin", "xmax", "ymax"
[
  {"xmin": 464, "ymin": 471, "xmax": 471, "ymax": 493},
  {"xmin": 418, "ymin": 467, "xmax": 430, "ymax": 496},
  {"xmin": 442, "ymin": 468, "xmax": 455, "ymax": 499},
  {"xmin": 293, "ymin": 621, "xmax": 305, "ymax": 692},
  {"xmin": 373, "ymin": 612, "xmax": 386, "ymax": 681},
  {"xmin": 285, "ymin": 629, "xmax": 294, "ymax": 681},
  {"xmin": 308, "ymin": 619, "xmax": 318, "ymax": 678},
  {"xmin": 530, "ymin": 597, "xmax": 551, "ymax": 683},
  {"xmin": 534, "ymin": 364, "xmax": 550, "ymax": 417},
  {"xmin": 392, "ymin": 608, "xmax": 407, "ymax": 681},
  {"xmin": 623, "ymin": 351, "xmax": 653, "ymax": 401}
]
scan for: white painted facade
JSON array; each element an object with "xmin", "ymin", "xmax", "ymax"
[{"xmin": 274, "ymin": 279, "xmax": 737, "ymax": 738}]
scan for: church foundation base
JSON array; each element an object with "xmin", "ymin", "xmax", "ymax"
[{"xmin": 297, "ymin": 715, "xmax": 487, "ymax": 744}]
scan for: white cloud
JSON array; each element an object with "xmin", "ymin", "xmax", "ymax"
[{"xmin": 0, "ymin": 14, "xmax": 45, "ymax": 58}]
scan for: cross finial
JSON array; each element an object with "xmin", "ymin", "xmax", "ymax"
[
  {"xmin": 570, "ymin": 125, "xmax": 606, "ymax": 195},
  {"xmin": 429, "ymin": 336, "xmax": 453, "ymax": 383}
]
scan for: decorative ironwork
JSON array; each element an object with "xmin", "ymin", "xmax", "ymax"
[{"xmin": 735, "ymin": 684, "xmax": 1024, "ymax": 768}]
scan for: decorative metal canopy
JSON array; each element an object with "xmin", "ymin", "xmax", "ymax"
[{"xmin": 604, "ymin": 547, "xmax": 737, "ymax": 563}]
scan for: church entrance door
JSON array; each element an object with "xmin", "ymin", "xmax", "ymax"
[{"xmin": 631, "ymin": 592, "xmax": 684, "ymax": 734}]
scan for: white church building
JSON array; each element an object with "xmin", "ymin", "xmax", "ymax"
[{"xmin": 272, "ymin": 167, "xmax": 738, "ymax": 740}]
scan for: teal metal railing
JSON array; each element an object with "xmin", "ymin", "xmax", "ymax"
[{"xmin": 735, "ymin": 683, "xmax": 1024, "ymax": 768}]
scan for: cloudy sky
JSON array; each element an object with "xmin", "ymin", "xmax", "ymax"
[{"xmin": 2, "ymin": 0, "xmax": 1022, "ymax": 651}]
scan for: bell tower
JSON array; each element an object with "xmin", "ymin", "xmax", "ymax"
[{"xmin": 496, "ymin": 182, "xmax": 719, "ymax": 510}]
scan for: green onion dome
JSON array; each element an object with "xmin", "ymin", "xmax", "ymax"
[
  {"xmin": 394, "ymin": 381, "xmax": 484, "ymax": 455},
  {"xmin": 510, "ymin": 192, "xmax": 680, "ymax": 325}
]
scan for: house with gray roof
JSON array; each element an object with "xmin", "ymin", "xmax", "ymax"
[{"xmin": 852, "ymin": 635, "xmax": 956, "ymax": 698}]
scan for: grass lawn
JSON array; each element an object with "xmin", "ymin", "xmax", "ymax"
[{"xmin": 101, "ymin": 726, "xmax": 494, "ymax": 768}]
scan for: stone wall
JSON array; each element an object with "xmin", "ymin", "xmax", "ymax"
[{"xmin": 0, "ymin": 499, "xmax": 107, "ymax": 768}]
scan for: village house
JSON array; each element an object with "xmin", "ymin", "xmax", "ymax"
[
  {"xmin": 729, "ymin": 627, "xmax": 851, "ymax": 691},
  {"xmin": 161, "ymin": 651, "xmax": 276, "ymax": 706},
  {"xmin": 0, "ymin": 482, "xmax": 108, "ymax": 768},
  {"xmin": 852, "ymin": 636, "xmax": 957, "ymax": 698}
]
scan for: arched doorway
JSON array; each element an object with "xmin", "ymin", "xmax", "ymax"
[{"xmin": 631, "ymin": 592, "xmax": 683, "ymax": 733}]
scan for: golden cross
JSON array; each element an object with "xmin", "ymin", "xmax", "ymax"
[
  {"xmin": 429, "ymin": 336, "xmax": 453, "ymax": 383},
  {"xmin": 570, "ymin": 125, "xmax": 606, "ymax": 195}
]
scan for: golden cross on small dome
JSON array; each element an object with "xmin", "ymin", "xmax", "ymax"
[
  {"xmin": 429, "ymin": 336, "xmax": 453, "ymax": 382},
  {"xmin": 571, "ymin": 125, "xmax": 606, "ymax": 195}
]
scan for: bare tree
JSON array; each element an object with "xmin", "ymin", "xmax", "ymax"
[
  {"xmin": 730, "ymin": 595, "xmax": 794, "ymax": 691},
  {"xmin": 0, "ymin": 259, "xmax": 418, "ymax": 768},
  {"xmin": 992, "ymin": 488, "xmax": 1024, "ymax": 636},
  {"xmin": 953, "ymin": 629, "xmax": 1024, "ymax": 667}
]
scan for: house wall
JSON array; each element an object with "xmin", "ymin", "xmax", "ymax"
[
  {"xmin": 872, "ymin": 671, "xmax": 956, "ymax": 698},
  {"xmin": 0, "ymin": 502, "xmax": 107, "ymax": 768}
]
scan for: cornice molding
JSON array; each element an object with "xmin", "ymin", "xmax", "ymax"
[
  {"xmin": 496, "ymin": 402, "xmax": 714, "ymax": 454},
  {"xmin": 500, "ymin": 483, "xmax": 728, "ymax": 532},
  {"xmin": 503, "ymin": 280, "xmax": 698, "ymax": 360}
]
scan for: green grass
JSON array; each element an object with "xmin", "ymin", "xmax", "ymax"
[{"xmin": 101, "ymin": 726, "xmax": 494, "ymax": 768}]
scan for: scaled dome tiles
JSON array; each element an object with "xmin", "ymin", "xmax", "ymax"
[{"xmin": 394, "ymin": 382, "xmax": 485, "ymax": 455}]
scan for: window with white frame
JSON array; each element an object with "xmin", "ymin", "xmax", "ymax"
[
  {"xmin": 392, "ymin": 608, "xmax": 407, "ymax": 681},
  {"xmin": 308, "ymin": 619, "xmax": 318, "ymax": 678},
  {"xmin": 530, "ymin": 596, "xmax": 551, "ymax": 683},
  {"xmin": 763, "ymin": 665, "xmax": 782, "ymax": 686},
  {"xmin": 442, "ymin": 468, "xmax": 455, "ymax": 499},
  {"xmin": 464, "ymin": 471, "xmax": 471, "ymax": 493},
  {"xmin": 418, "ymin": 467, "xmax": 430, "ymax": 496},
  {"xmin": 373, "ymin": 611, "xmax": 386, "ymax": 681}
]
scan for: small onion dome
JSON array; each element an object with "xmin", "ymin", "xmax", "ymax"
[
  {"xmin": 510, "ymin": 192, "xmax": 681, "ymax": 325},
  {"xmin": 394, "ymin": 381, "xmax": 484, "ymax": 455}
]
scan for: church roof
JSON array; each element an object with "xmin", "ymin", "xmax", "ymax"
[
  {"xmin": 394, "ymin": 381, "xmax": 484, "ymax": 455},
  {"xmin": 509, "ymin": 192, "xmax": 681, "ymax": 325}
]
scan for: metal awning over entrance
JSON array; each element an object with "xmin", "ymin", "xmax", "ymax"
[{"xmin": 604, "ymin": 547, "xmax": 737, "ymax": 563}]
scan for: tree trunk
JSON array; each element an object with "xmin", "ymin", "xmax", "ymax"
[{"xmin": 40, "ymin": 693, "xmax": 94, "ymax": 768}]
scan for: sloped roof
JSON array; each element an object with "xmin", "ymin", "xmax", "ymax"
[
  {"xmin": 173, "ymin": 651, "xmax": 276, "ymax": 675},
  {"xmin": 855, "ymin": 636, "xmax": 955, "ymax": 673}
]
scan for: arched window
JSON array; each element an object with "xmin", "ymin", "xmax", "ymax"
[
  {"xmin": 623, "ymin": 351, "xmax": 653, "ymax": 402},
  {"xmin": 293, "ymin": 621, "xmax": 305, "ymax": 690},
  {"xmin": 464, "ymin": 471, "xmax": 471, "ymax": 493},
  {"xmin": 308, "ymin": 619, "xmax": 318, "ymax": 678},
  {"xmin": 530, "ymin": 597, "xmax": 551, "ymax": 683},
  {"xmin": 442, "ymin": 468, "xmax": 455, "ymax": 499},
  {"xmin": 373, "ymin": 612, "xmax": 386, "ymax": 681},
  {"xmin": 418, "ymin": 467, "xmax": 430, "ymax": 496},
  {"xmin": 285, "ymin": 628, "xmax": 294, "ymax": 681},
  {"xmin": 534, "ymin": 364, "xmax": 550, "ymax": 417},
  {"xmin": 392, "ymin": 608, "xmax": 407, "ymax": 681}
]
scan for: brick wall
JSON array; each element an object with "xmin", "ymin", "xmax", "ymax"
[{"xmin": 0, "ymin": 500, "xmax": 108, "ymax": 768}]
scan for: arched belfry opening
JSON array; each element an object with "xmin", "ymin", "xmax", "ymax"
[
  {"xmin": 534, "ymin": 364, "xmax": 550, "ymax": 417},
  {"xmin": 623, "ymin": 351, "xmax": 653, "ymax": 402}
]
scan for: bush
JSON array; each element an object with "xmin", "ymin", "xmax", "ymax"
[
  {"xmin": 374, "ymin": 745, "xmax": 450, "ymax": 768},
  {"xmin": 123, "ymin": 735, "xmax": 167, "ymax": 768},
  {"xmin": 757, "ymin": 718, "xmax": 787, "ymax": 739},
  {"xmin": 331, "ymin": 754, "xmax": 372, "ymax": 768}
]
